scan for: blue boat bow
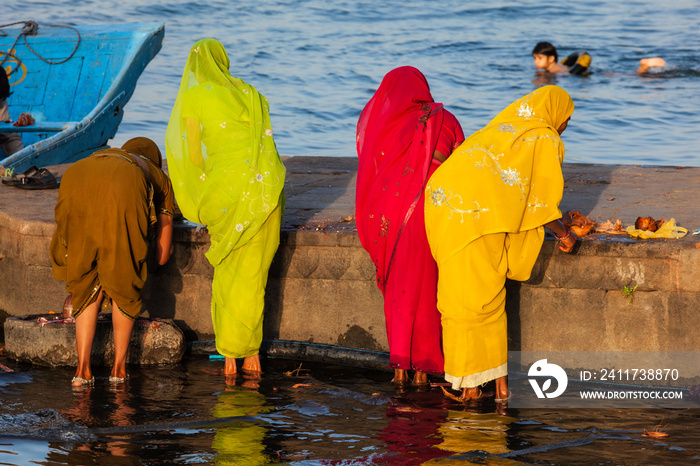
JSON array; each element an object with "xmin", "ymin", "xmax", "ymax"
[{"xmin": 0, "ymin": 22, "xmax": 164, "ymax": 172}]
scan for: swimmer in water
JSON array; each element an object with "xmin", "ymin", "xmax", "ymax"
[
  {"xmin": 636, "ymin": 57, "xmax": 666, "ymax": 73},
  {"xmin": 532, "ymin": 41, "xmax": 666, "ymax": 75},
  {"xmin": 532, "ymin": 41, "xmax": 569, "ymax": 74}
]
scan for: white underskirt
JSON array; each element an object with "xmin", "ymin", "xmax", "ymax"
[{"xmin": 445, "ymin": 363, "xmax": 508, "ymax": 390}]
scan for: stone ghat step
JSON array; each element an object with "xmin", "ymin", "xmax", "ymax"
[
  {"xmin": 190, "ymin": 339, "xmax": 391, "ymax": 371},
  {"xmin": 1, "ymin": 158, "xmax": 699, "ymax": 355},
  {"xmin": 4, "ymin": 315, "xmax": 186, "ymax": 367}
]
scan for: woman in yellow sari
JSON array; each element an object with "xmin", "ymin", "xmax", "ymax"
[
  {"xmin": 424, "ymin": 85, "xmax": 577, "ymax": 401},
  {"xmin": 165, "ymin": 39, "xmax": 285, "ymax": 376}
]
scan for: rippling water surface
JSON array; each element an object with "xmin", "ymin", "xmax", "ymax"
[
  {"xmin": 1, "ymin": 356, "xmax": 698, "ymax": 465},
  {"xmin": 4, "ymin": 0, "xmax": 699, "ymax": 166}
]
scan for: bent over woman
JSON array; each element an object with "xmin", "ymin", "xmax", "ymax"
[
  {"xmin": 165, "ymin": 39, "xmax": 285, "ymax": 377},
  {"xmin": 51, "ymin": 137, "xmax": 175, "ymax": 387},
  {"xmin": 356, "ymin": 66, "xmax": 465, "ymax": 386},
  {"xmin": 425, "ymin": 85, "xmax": 577, "ymax": 401}
]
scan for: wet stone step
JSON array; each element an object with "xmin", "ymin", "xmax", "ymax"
[{"xmin": 4, "ymin": 315, "xmax": 186, "ymax": 367}]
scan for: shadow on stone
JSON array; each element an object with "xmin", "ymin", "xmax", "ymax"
[{"xmin": 506, "ymin": 280, "xmax": 523, "ymax": 352}]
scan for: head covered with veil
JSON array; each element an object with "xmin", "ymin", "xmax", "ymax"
[
  {"xmin": 426, "ymin": 85, "xmax": 574, "ymax": 262},
  {"xmin": 165, "ymin": 38, "xmax": 285, "ymax": 265},
  {"xmin": 355, "ymin": 66, "xmax": 448, "ymax": 289}
]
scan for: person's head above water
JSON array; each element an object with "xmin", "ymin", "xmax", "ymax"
[
  {"xmin": 532, "ymin": 41, "xmax": 569, "ymax": 74},
  {"xmin": 532, "ymin": 41, "xmax": 558, "ymax": 62},
  {"xmin": 532, "ymin": 41, "xmax": 559, "ymax": 71},
  {"xmin": 637, "ymin": 57, "xmax": 666, "ymax": 74}
]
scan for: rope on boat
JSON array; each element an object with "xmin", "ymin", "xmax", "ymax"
[{"xmin": 0, "ymin": 20, "xmax": 81, "ymax": 75}]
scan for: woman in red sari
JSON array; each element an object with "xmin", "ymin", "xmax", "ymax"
[{"xmin": 356, "ymin": 66, "xmax": 465, "ymax": 385}]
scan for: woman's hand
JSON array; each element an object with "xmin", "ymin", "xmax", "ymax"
[
  {"xmin": 545, "ymin": 219, "xmax": 578, "ymax": 253},
  {"xmin": 558, "ymin": 229, "xmax": 578, "ymax": 253}
]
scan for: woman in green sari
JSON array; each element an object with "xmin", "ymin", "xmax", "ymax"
[{"xmin": 165, "ymin": 39, "xmax": 285, "ymax": 376}]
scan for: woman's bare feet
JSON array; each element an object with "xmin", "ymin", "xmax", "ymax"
[
  {"xmin": 393, "ymin": 369, "xmax": 408, "ymax": 385},
  {"xmin": 224, "ymin": 356, "xmax": 238, "ymax": 376},
  {"xmin": 495, "ymin": 376, "xmax": 510, "ymax": 403},
  {"xmin": 411, "ymin": 371, "xmax": 428, "ymax": 386},
  {"xmin": 241, "ymin": 354, "xmax": 262, "ymax": 374},
  {"xmin": 637, "ymin": 57, "xmax": 666, "ymax": 73},
  {"xmin": 460, "ymin": 386, "xmax": 483, "ymax": 400}
]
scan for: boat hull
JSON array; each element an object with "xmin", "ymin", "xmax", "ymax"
[{"xmin": 0, "ymin": 22, "xmax": 164, "ymax": 172}]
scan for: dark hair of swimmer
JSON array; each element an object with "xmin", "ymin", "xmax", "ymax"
[{"xmin": 532, "ymin": 41, "xmax": 558, "ymax": 62}]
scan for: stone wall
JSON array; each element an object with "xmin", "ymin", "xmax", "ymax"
[
  {"xmin": 140, "ymin": 226, "xmax": 388, "ymax": 349},
  {"xmin": 508, "ymin": 238, "xmax": 699, "ymax": 352},
  {"xmin": 0, "ymin": 215, "xmax": 64, "ymax": 329},
  {"xmin": 1, "ymin": 210, "xmax": 699, "ymax": 353},
  {"xmin": 145, "ymin": 226, "xmax": 700, "ymax": 352}
]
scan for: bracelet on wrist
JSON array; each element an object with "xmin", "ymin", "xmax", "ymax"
[{"xmin": 554, "ymin": 226, "xmax": 571, "ymax": 241}]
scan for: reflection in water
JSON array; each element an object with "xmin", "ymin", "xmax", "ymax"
[
  {"xmin": 53, "ymin": 385, "xmax": 141, "ymax": 464},
  {"xmin": 1, "ymin": 358, "xmax": 699, "ymax": 464},
  {"xmin": 532, "ymin": 71, "xmax": 558, "ymax": 87},
  {"xmin": 211, "ymin": 376, "xmax": 272, "ymax": 465},
  {"xmin": 377, "ymin": 391, "xmax": 451, "ymax": 464},
  {"xmin": 434, "ymin": 410, "xmax": 516, "ymax": 456}
]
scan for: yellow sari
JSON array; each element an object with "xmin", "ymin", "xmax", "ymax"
[{"xmin": 424, "ymin": 85, "xmax": 574, "ymax": 389}]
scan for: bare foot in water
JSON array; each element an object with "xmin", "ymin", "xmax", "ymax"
[
  {"xmin": 241, "ymin": 354, "xmax": 262, "ymax": 374},
  {"xmin": 411, "ymin": 371, "xmax": 428, "ymax": 386},
  {"xmin": 71, "ymin": 373, "xmax": 94, "ymax": 388},
  {"xmin": 637, "ymin": 57, "xmax": 666, "ymax": 73},
  {"xmin": 393, "ymin": 369, "xmax": 408, "ymax": 385},
  {"xmin": 495, "ymin": 376, "xmax": 510, "ymax": 404},
  {"xmin": 460, "ymin": 387, "xmax": 483, "ymax": 400},
  {"xmin": 224, "ymin": 356, "xmax": 237, "ymax": 376}
]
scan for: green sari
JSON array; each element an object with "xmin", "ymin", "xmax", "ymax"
[{"xmin": 165, "ymin": 39, "xmax": 285, "ymax": 358}]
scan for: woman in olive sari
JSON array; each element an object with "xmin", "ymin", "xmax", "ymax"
[
  {"xmin": 425, "ymin": 85, "xmax": 577, "ymax": 401},
  {"xmin": 165, "ymin": 39, "xmax": 285, "ymax": 376},
  {"xmin": 51, "ymin": 137, "xmax": 174, "ymax": 387}
]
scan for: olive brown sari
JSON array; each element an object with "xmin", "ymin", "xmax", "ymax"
[{"xmin": 50, "ymin": 138, "xmax": 174, "ymax": 320}]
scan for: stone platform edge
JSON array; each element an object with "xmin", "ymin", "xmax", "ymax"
[{"xmin": 1, "ymin": 159, "xmax": 699, "ymax": 355}]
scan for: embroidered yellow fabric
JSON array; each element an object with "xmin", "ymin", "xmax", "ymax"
[{"xmin": 425, "ymin": 85, "xmax": 574, "ymax": 264}]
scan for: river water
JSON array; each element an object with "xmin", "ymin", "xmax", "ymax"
[
  {"xmin": 4, "ymin": 0, "xmax": 700, "ymax": 166},
  {"xmin": 0, "ymin": 355, "xmax": 698, "ymax": 465}
]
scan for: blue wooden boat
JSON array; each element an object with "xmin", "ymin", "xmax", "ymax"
[{"xmin": 0, "ymin": 22, "xmax": 164, "ymax": 172}]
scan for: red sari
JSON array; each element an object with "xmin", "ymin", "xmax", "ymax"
[{"xmin": 356, "ymin": 66, "xmax": 464, "ymax": 374}]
